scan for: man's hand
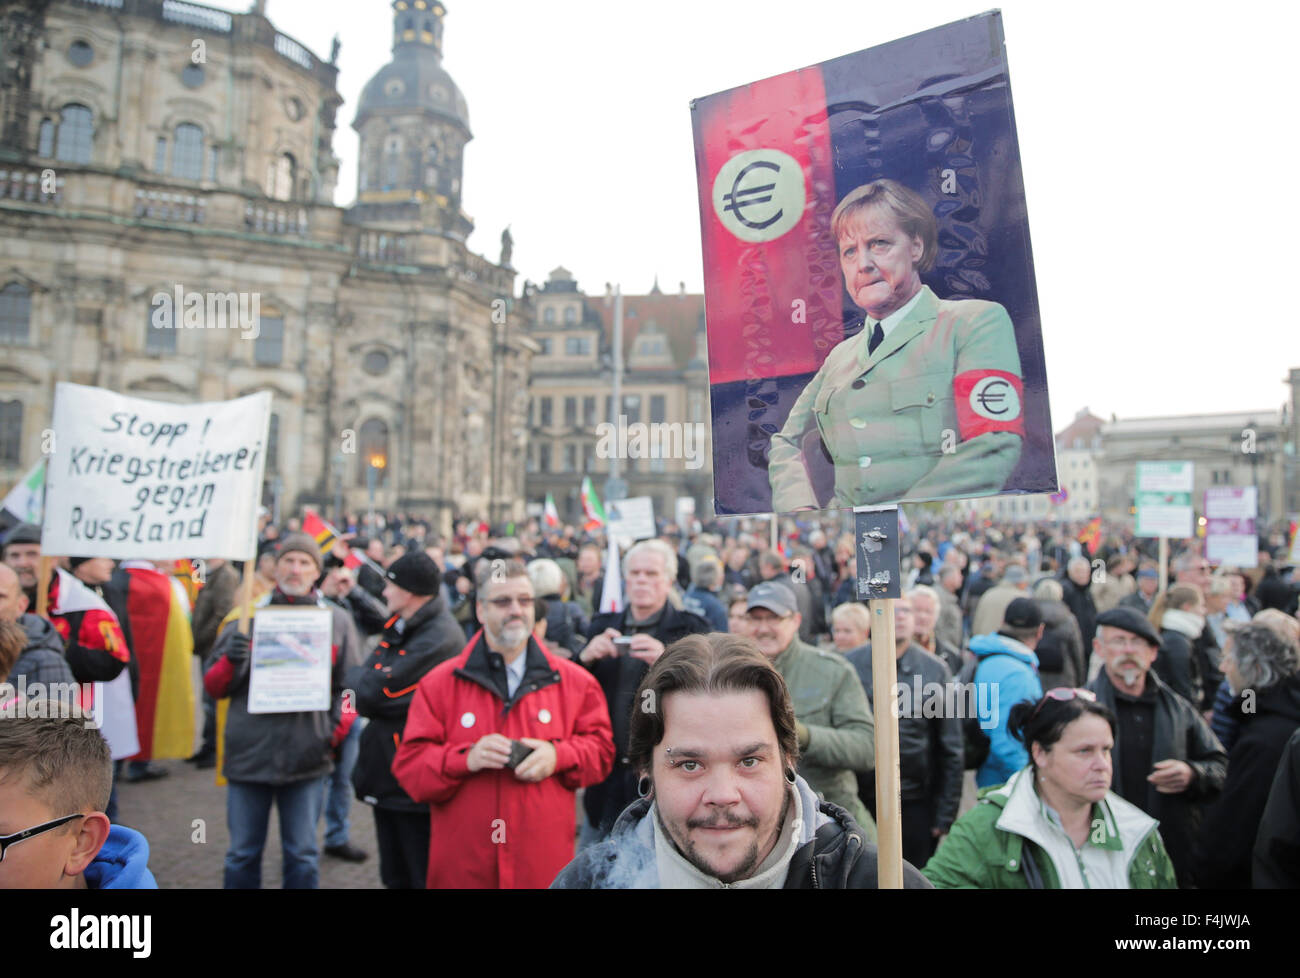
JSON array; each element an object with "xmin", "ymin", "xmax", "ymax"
[
  {"xmin": 513, "ymin": 738, "xmax": 557, "ymax": 782},
  {"xmin": 455, "ymin": 576, "xmax": 472, "ymax": 596},
  {"xmin": 579, "ymin": 628, "xmax": 621, "ymax": 665},
  {"xmin": 628, "ymin": 634, "xmax": 666, "ymax": 665},
  {"xmin": 466, "ymin": 733, "xmax": 513, "ymax": 772},
  {"xmin": 1148, "ymin": 759, "xmax": 1194, "ymax": 794}
]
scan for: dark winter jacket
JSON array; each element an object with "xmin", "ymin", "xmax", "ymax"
[
  {"xmin": 9, "ymin": 613, "xmax": 76, "ymax": 688},
  {"xmin": 1254, "ymin": 728, "xmax": 1300, "ymax": 888},
  {"xmin": 581, "ymin": 602, "xmax": 711, "ymax": 833},
  {"xmin": 539, "ymin": 594, "xmax": 589, "ymax": 657},
  {"xmin": 203, "ymin": 589, "xmax": 363, "ymax": 785},
  {"xmin": 550, "ymin": 777, "xmax": 931, "ymax": 889},
  {"xmin": 1195, "ymin": 676, "xmax": 1300, "ymax": 888},
  {"xmin": 845, "ymin": 642, "xmax": 963, "ymax": 830},
  {"xmin": 335, "ymin": 584, "xmax": 390, "ymax": 638},
  {"xmin": 1035, "ymin": 598, "xmax": 1086, "ymax": 690},
  {"xmin": 348, "ymin": 596, "xmax": 464, "ymax": 812},
  {"xmin": 1060, "ymin": 577, "xmax": 1098, "ymax": 648},
  {"xmin": 191, "ymin": 560, "xmax": 240, "ymax": 661},
  {"xmin": 1155, "ymin": 622, "xmax": 1223, "ymax": 713},
  {"xmin": 1088, "ymin": 669, "xmax": 1227, "ymax": 887}
]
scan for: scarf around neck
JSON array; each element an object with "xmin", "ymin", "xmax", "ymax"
[{"xmin": 1162, "ymin": 608, "xmax": 1205, "ymax": 639}]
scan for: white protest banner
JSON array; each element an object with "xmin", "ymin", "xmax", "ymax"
[
  {"xmin": 1135, "ymin": 461, "xmax": 1194, "ymax": 539},
  {"xmin": 42, "ymin": 383, "xmax": 271, "ymax": 560},
  {"xmin": 247, "ymin": 606, "xmax": 333, "ymax": 714},
  {"xmin": 606, "ymin": 496, "xmax": 656, "ymax": 546},
  {"xmin": 1205, "ymin": 487, "xmax": 1258, "ymax": 568}
]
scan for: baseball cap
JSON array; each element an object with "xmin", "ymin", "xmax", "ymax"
[
  {"xmin": 746, "ymin": 581, "xmax": 799, "ymax": 617},
  {"xmin": 1002, "ymin": 597, "xmax": 1042, "ymax": 630}
]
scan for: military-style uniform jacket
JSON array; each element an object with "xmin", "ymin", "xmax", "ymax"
[
  {"xmin": 769, "ymin": 286, "xmax": 1025, "ymax": 509},
  {"xmin": 771, "ymin": 638, "xmax": 877, "ymax": 839}
]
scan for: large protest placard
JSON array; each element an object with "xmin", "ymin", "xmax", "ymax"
[
  {"xmin": 42, "ymin": 383, "xmax": 271, "ymax": 560},
  {"xmin": 1135, "ymin": 461, "xmax": 1194, "ymax": 538},
  {"xmin": 247, "ymin": 606, "xmax": 333, "ymax": 714},
  {"xmin": 606, "ymin": 496, "xmax": 656, "ymax": 547},
  {"xmin": 691, "ymin": 11, "xmax": 1056, "ymax": 517},
  {"xmin": 1205, "ymin": 487, "xmax": 1258, "ymax": 568}
]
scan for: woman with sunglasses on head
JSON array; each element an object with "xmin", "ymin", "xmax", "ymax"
[{"xmin": 922, "ymin": 688, "xmax": 1178, "ymax": 888}]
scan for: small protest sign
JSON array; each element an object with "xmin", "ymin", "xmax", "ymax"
[
  {"xmin": 42, "ymin": 383, "xmax": 271, "ymax": 560},
  {"xmin": 606, "ymin": 496, "xmax": 656, "ymax": 545},
  {"xmin": 247, "ymin": 607, "xmax": 333, "ymax": 714},
  {"xmin": 1205, "ymin": 487, "xmax": 1258, "ymax": 568}
]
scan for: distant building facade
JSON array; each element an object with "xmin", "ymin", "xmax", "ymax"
[
  {"xmin": 0, "ymin": 0, "xmax": 528, "ymax": 535},
  {"xmin": 524, "ymin": 269, "xmax": 713, "ymax": 525}
]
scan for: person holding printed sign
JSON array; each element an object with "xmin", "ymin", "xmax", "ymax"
[
  {"xmin": 768, "ymin": 179, "xmax": 1024, "ymax": 510},
  {"xmin": 203, "ymin": 533, "xmax": 362, "ymax": 889}
]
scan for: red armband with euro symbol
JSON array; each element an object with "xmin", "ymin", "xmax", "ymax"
[{"xmin": 953, "ymin": 370, "xmax": 1026, "ymax": 441}]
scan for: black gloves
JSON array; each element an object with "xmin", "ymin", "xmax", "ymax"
[{"xmin": 225, "ymin": 631, "xmax": 252, "ymax": 664}]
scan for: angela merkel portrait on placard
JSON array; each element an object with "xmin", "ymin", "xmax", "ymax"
[{"xmin": 767, "ymin": 178, "xmax": 1026, "ymax": 512}]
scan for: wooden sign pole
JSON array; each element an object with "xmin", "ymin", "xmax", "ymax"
[
  {"xmin": 236, "ymin": 555, "xmax": 256, "ymax": 636},
  {"xmin": 35, "ymin": 555, "xmax": 55, "ymax": 618},
  {"xmin": 869, "ymin": 596, "xmax": 903, "ymax": 889},
  {"xmin": 1158, "ymin": 536, "xmax": 1169, "ymax": 593}
]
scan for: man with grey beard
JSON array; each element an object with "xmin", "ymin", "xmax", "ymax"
[
  {"xmin": 1087, "ymin": 606, "xmax": 1226, "ymax": 887},
  {"xmin": 393, "ymin": 559, "xmax": 614, "ymax": 888},
  {"xmin": 204, "ymin": 533, "xmax": 363, "ymax": 889}
]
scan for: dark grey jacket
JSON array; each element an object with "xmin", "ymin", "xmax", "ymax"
[
  {"xmin": 10, "ymin": 613, "xmax": 76, "ymax": 688},
  {"xmin": 205, "ymin": 589, "xmax": 363, "ymax": 785},
  {"xmin": 550, "ymin": 779, "xmax": 932, "ymax": 889},
  {"xmin": 1089, "ymin": 669, "xmax": 1227, "ymax": 888},
  {"xmin": 845, "ymin": 642, "xmax": 964, "ymax": 829}
]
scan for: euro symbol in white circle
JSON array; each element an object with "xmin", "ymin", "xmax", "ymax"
[
  {"xmin": 712, "ymin": 149, "xmax": 806, "ymax": 244},
  {"xmin": 969, "ymin": 377, "xmax": 1021, "ymax": 421}
]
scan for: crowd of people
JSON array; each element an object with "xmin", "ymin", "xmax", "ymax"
[{"xmin": 1, "ymin": 505, "xmax": 1299, "ymax": 890}]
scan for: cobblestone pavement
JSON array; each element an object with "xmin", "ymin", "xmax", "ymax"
[
  {"xmin": 115, "ymin": 758, "xmax": 384, "ymax": 890},
  {"xmin": 114, "ymin": 659, "xmax": 382, "ymax": 889}
]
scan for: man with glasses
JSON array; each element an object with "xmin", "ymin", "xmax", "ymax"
[
  {"xmin": 745, "ymin": 580, "xmax": 877, "ymax": 837},
  {"xmin": 392, "ymin": 559, "xmax": 614, "ymax": 887},
  {"xmin": 0, "ymin": 711, "xmax": 156, "ymax": 888},
  {"xmin": 1087, "ymin": 606, "xmax": 1227, "ymax": 887}
]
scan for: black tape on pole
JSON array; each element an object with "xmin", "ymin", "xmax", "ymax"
[{"xmin": 854, "ymin": 506, "xmax": 901, "ymax": 601}]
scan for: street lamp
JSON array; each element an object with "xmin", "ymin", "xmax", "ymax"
[{"xmin": 367, "ymin": 452, "xmax": 387, "ymax": 530}]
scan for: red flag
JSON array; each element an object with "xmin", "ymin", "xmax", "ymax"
[{"xmin": 1078, "ymin": 517, "xmax": 1103, "ymax": 556}]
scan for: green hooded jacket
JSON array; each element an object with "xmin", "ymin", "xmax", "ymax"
[{"xmin": 923, "ymin": 767, "xmax": 1178, "ymax": 889}]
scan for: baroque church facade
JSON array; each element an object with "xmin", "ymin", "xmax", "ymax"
[{"xmin": 0, "ymin": 0, "xmax": 531, "ymax": 535}]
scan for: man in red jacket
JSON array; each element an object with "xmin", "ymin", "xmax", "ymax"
[{"xmin": 392, "ymin": 558, "xmax": 614, "ymax": 888}]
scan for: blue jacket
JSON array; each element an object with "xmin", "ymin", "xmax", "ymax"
[
  {"xmin": 683, "ymin": 586, "xmax": 728, "ymax": 632},
  {"xmin": 968, "ymin": 633, "xmax": 1042, "ymax": 789},
  {"xmin": 84, "ymin": 824, "xmax": 158, "ymax": 889}
]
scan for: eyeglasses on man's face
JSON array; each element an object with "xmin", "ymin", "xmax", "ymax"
[
  {"xmin": 484, "ymin": 595, "xmax": 532, "ymax": 609},
  {"xmin": 0, "ymin": 814, "xmax": 86, "ymax": 863}
]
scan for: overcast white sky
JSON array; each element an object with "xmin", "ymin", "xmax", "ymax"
[{"xmin": 229, "ymin": 0, "xmax": 1297, "ymax": 428}]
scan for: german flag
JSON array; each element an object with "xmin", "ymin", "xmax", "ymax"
[
  {"xmin": 120, "ymin": 565, "xmax": 195, "ymax": 761},
  {"xmin": 304, "ymin": 510, "xmax": 363, "ymax": 569}
]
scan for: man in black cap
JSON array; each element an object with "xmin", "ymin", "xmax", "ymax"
[
  {"xmin": 968, "ymin": 596, "xmax": 1045, "ymax": 788},
  {"xmin": 1087, "ymin": 606, "xmax": 1227, "ymax": 887},
  {"xmin": 347, "ymin": 551, "xmax": 464, "ymax": 887},
  {"xmin": 1, "ymin": 522, "xmax": 43, "ymax": 607}
]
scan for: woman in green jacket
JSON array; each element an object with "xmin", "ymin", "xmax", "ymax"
[{"xmin": 923, "ymin": 689, "xmax": 1177, "ymax": 889}]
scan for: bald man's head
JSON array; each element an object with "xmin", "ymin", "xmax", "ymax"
[{"xmin": 0, "ymin": 563, "xmax": 29, "ymax": 622}]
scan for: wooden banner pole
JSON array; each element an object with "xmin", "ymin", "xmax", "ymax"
[
  {"xmin": 236, "ymin": 548, "xmax": 256, "ymax": 636},
  {"xmin": 1158, "ymin": 536, "xmax": 1169, "ymax": 594},
  {"xmin": 869, "ymin": 596, "xmax": 903, "ymax": 889},
  {"xmin": 35, "ymin": 555, "xmax": 54, "ymax": 618}
]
